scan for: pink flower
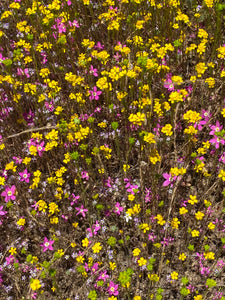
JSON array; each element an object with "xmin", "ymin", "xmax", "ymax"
[
  {"xmin": 19, "ymin": 169, "xmax": 31, "ymax": 183},
  {"xmin": 0, "ymin": 205, "xmax": 7, "ymax": 216},
  {"xmin": 36, "ymin": 141, "xmax": 45, "ymax": 157},
  {"xmin": 1, "ymin": 185, "xmax": 16, "ymax": 202},
  {"xmin": 97, "ymin": 270, "xmax": 109, "ymax": 282},
  {"xmin": 87, "ymin": 221, "xmax": 101, "ymax": 237},
  {"xmin": 107, "ymin": 281, "xmax": 119, "ymax": 296},
  {"xmin": 45, "ymin": 101, "xmax": 54, "ymax": 112},
  {"xmin": 40, "ymin": 237, "xmax": 54, "ymax": 252},
  {"xmin": 81, "ymin": 171, "xmax": 89, "ymax": 180},
  {"xmin": 164, "ymin": 78, "xmax": 174, "ymax": 91},
  {"xmin": 209, "ymin": 121, "xmax": 223, "ymax": 135},
  {"xmin": 68, "ymin": 20, "xmax": 80, "ymax": 28},
  {"xmin": 209, "ymin": 136, "xmax": 225, "ymax": 149},
  {"xmin": 91, "ymin": 262, "xmax": 99, "ymax": 274},
  {"xmin": 75, "ymin": 205, "xmax": 88, "ymax": 217},
  {"xmin": 162, "ymin": 173, "xmax": 177, "ymax": 187},
  {"xmin": 94, "ymin": 42, "xmax": 104, "ymax": 50},
  {"xmin": 89, "ymin": 86, "xmax": 102, "ymax": 100},
  {"xmin": 219, "ymin": 152, "xmax": 225, "ymax": 164},
  {"xmin": 89, "ymin": 65, "xmax": 98, "ymax": 77},
  {"xmin": 114, "ymin": 202, "xmax": 123, "ymax": 215},
  {"xmin": 148, "ymin": 233, "xmax": 156, "ymax": 242},
  {"xmin": 17, "ymin": 68, "xmax": 30, "ymax": 78}
]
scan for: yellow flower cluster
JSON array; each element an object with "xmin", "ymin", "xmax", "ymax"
[
  {"xmin": 183, "ymin": 110, "xmax": 201, "ymax": 123},
  {"xmin": 129, "ymin": 112, "xmax": 146, "ymax": 126}
]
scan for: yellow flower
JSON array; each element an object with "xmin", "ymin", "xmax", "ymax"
[
  {"xmin": 133, "ymin": 248, "xmax": 141, "ymax": 257},
  {"xmin": 143, "ymin": 132, "xmax": 156, "ymax": 144},
  {"xmin": 123, "ymin": 164, "xmax": 130, "ymax": 172},
  {"xmin": 23, "ymin": 157, "xmax": 31, "ymax": 165},
  {"xmin": 92, "ymin": 242, "xmax": 102, "ymax": 253},
  {"xmin": 138, "ymin": 257, "xmax": 147, "ymax": 266},
  {"xmin": 50, "ymin": 216, "xmax": 59, "ymax": 224},
  {"xmin": 188, "ymin": 195, "xmax": 198, "ymax": 205},
  {"xmin": 0, "ymin": 176, "xmax": 5, "ymax": 185},
  {"xmin": 218, "ymin": 169, "xmax": 225, "ymax": 181},
  {"xmin": 128, "ymin": 194, "xmax": 135, "ymax": 201},
  {"xmin": 161, "ymin": 124, "xmax": 173, "ymax": 136},
  {"xmin": 9, "ymin": 247, "xmax": 17, "ymax": 255},
  {"xmin": 179, "ymin": 253, "xmax": 186, "ymax": 261},
  {"xmin": 76, "ymin": 256, "xmax": 84, "ymax": 263},
  {"xmin": 17, "ymin": 218, "xmax": 26, "ymax": 226},
  {"xmin": 195, "ymin": 211, "xmax": 204, "ymax": 220},
  {"xmin": 54, "ymin": 106, "xmax": 63, "ymax": 115},
  {"xmin": 168, "ymin": 91, "xmax": 183, "ymax": 103},
  {"xmin": 139, "ymin": 223, "xmax": 150, "ymax": 233},
  {"xmin": 171, "ymin": 218, "xmax": 180, "ymax": 229},
  {"xmin": 149, "ymin": 149, "xmax": 161, "ymax": 164},
  {"xmin": 82, "ymin": 238, "xmax": 89, "ymax": 248},
  {"xmin": 171, "ymin": 271, "xmax": 178, "ymax": 280},
  {"xmin": 179, "ymin": 207, "xmax": 188, "ymax": 215},
  {"xmin": 205, "ymin": 77, "xmax": 215, "ymax": 88},
  {"xmin": 30, "ymin": 279, "xmax": 41, "ymax": 291},
  {"xmin": 155, "ymin": 214, "xmax": 166, "ymax": 226},
  {"xmin": 109, "ymin": 262, "xmax": 117, "ymax": 270},
  {"xmin": 221, "ymin": 108, "xmax": 225, "ymax": 117},
  {"xmin": 191, "ymin": 230, "xmax": 200, "ymax": 237},
  {"xmin": 183, "ymin": 110, "xmax": 201, "ymax": 123},
  {"xmin": 208, "ymin": 222, "xmax": 215, "ymax": 230},
  {"xmin": 134, "ymin": 296, "xmax": 141, "ymax": 300},
  {"xmin": 204, "ymin": 0, "xmax": 213, "ymax": 8},
  {"xmin": 195, "ymin": 62, "xmax": 207, "ymax": 77},
  {"xmin": 57, "ymin": 249, "xmax": 64, "ymax": 257},
  {"xmin": 184, "ymin": 125, "xmax": 198, "ymax": 135},
  {"xmin": 49, "ymin": 202, "xmax": 59, "ymax": 215},
  {"xmin": 128, "ymin": 112, "xmax": 146, "ymax": 126},
  {"xmin": 204, "ymin": 252, "xmax": 215, "ymax": 260},
  {"xmin": 194, "ymin": 295, "xmax": 203, "ymax": 300}
]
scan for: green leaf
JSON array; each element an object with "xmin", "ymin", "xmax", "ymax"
[
  {"xmin": 42, "ymin": 260, "xmax": 50, "ymax": 269},
  {"xmin": 3, "ymin": 59, "xmax": 12, "ymax": 67},
  {"xmin": 26, "ymin": 254, "xmax": 33, "ymax": 263},
  {"xmin": 111, "ymin": 122, "xmax": 119, "ymax": 130},
  {"xmin": 49, "ymin": 269, "xmax": 56, "ymax": 277}
]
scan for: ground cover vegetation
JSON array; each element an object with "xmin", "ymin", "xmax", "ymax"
[{"xmin": 0, "ymin": 0, "xmax": 225, "ymax": 299}]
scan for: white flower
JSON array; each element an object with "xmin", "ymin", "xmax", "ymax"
[{"xmin": 124, "ymin": 213, "xmax": 132, "ymax": 222}]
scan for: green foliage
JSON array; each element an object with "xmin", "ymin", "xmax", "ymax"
[
  {"xmin": 88, "ymin": 290, "xmax": 97, "ymax": 300},
  {"xmin": 206, "ymin": 278, "xmax": 217, "ymax": 288},
  {"xmin": 118, "ymin": 268, "xmax": 134, "ymax": 286},
  {"xmin": 107, "ymin": 236, "xmax": 117, "ymax": 247}
]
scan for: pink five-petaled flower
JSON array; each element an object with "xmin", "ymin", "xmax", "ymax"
[
  {"xmin": 40, "ymin": 237, "xmax": 54, "ymax": 252},
  {"xmin": 162, "ymin": 173, "xmax": 177, "ymax": 187},
  {"xmin": 19, "ymin": 169, "xmax": 31, "ymax": 183},
  {"xmin": 114, "ymin": 202, "xmax": 124, "ymax": 215},
  {"xmin": 1, "ymin": 185, "xmax": 16, "ymax": 202},
  {"xmin": 36, "ymin": 141, "xmax": 45, "ymax": 157},
  {"xmin": 209, "ymin": 136, "xmax": 225, "ymax": 149},
  {"xmin": 209, "ymin": 121, "xmax": 223, "ymax": 135},
  {"xmin": 107, "ymin": 281, "xmax": 119, "ymax": 296},
  {"xmin": 75, "ymin": 205, "xmax": 88, "ymax": 218},
  {"xmin": 89, "ymin": 65, "xmax": 98, "ymax": 77},
  {"xmin": 97, "ymin": 270, "xmax": 109, "ymax": 282},
  {"xmin": 89, "ymin": 86, "xmax": 102, "ymax": 101}
]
